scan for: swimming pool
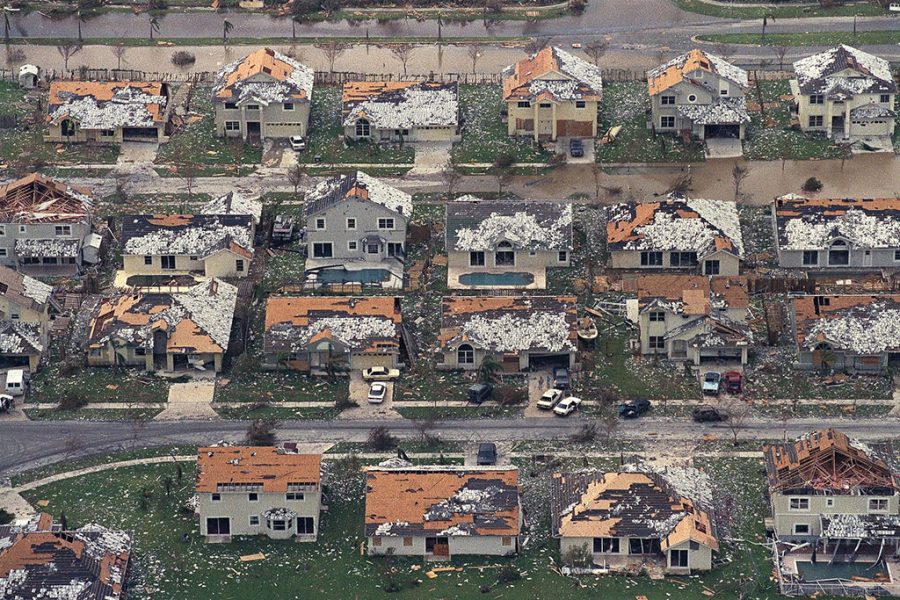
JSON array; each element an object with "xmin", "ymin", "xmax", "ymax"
[
  {"xmin": 313, "ymin": 268, "xmax": 391, "ymax": 284},
  {"xmin": 796, "ymin": 560, "xmax": 888, "ymax": 582},
  {"xmin": 458, "ymin": 272, "xmax": 535, "ymax": 286}
]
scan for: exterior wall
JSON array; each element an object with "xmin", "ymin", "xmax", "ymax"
[
  {"xmin": 0, "ymin": 298, "xmax": 47, "ymax": 329},
  {"xmin": 667, "ymin": 539, "xmax": 712, "ymax": 572},
  {"xmin": 610, "ymin": 250, "xmax": 740, "ymax": 275},
  {"xmin": 367, "ymin": 535, "xmax": 514, "ymax": 557},
  {"xmin": 447, "ymin": 248, "xmax": 569, "ymax": 289},
  {"xmin": 344, "ymin": 123, "xmax": 460, "ymax": 143},
  {"xmin": 86, "ymin": 341, "xmax": 152, "ymax": 370},
  {"xmin": 650, "ymin": 75, "xmax": 745, "ymax": 138},
  {"xmin": 438, "ymin": 344, "xmax": 574, "ymax": 372},
  {"xmin": 349, "ymin": 351, "xmax": 400, "ymax": 371},
  {"xmin": 122, "ymin": 251, "xmax": 249, "ymax": 279},
  {"xmin": 771, "ymin": 492, "xmax": 900, "ymax": 539},
  {"xmin": 305, "ymin": 198, "xmax": 407, "ymax": 264},
  {"xmin": 204, "ymin": 250, "xmax": 251, "ymax": 279},
  {"xmin": 795, "ymin": 349, "xmax": 886, "ymax": 374},
  {"xmin": 793, "ymin": 77, "xmax": 896, "ymax": 139},
  {"xmin": 215, "ymin": 101, "xmax": 311, "ymax": 139},
  {"xmin": 777, "ymin": 247, "xmax": 900, "ymax": 270},
  {"xmin": 198, "ymin": 489, "xmax": 322, "ymax": 540},
  {"xmin": 560, "ymin": 536, "xmax": 712, "ymax": 573},
  {"xmin": 44, "ymin": 123, "xmax": 166, "ymax": 144},
  {"xmin": 639, "ymin": 305, "xmax": 748, "ymax": 359},
  {"xmin": 0, "ymin": 221, "xmax": 90, "ymax": 269},
  {"xmin": 506, "ymin": 99, "xmax": 599, "ymax": 140}
]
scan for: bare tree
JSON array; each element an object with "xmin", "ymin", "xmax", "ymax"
[
  {"xmin": 598, "ymin": 409, "xmax": 619, "ymax": 440},
  {"xmin": 731, "ymin": 163, "xmax": 750, "ymax": 200},
  {"xmin": 466, "ymin": 43, "xmax": 483, "ymax": 74},
  {"xmin": 316, "ymin": 41, "xmax": 348, "ymax": 73},
  {"xmin": 390, "ymin": 43, "xmax": 415, "ymax": 77},
  {"xmin": 496, "ymin": 168, "xmax": 513, "ymax": 195},
  {"xmin": 583, "ymin": 39, "xmax": 608, "ymax": 66},
  {"xmin": 772, "ymin": 45, "xmax": 788, "ymax": 71},
  {"xmin": 287, "ymin": 163, "xmax": 305, "ymax": 195},
  {"xmin": 169, "ymin": 144, "xmax": 199, "ymax": 197},
  {"xmin": 111, "ymin": 43, "xmax": 127, "ymax": 71},
  {"xmin": 56, "ymin": 44, "xmax": 82, "ymax": 71},
  {"xmin": 723, "ymin": 399, "xmax": 751, "ymax": 446},
  {"xmin": 246, "ymin": 419, "xmax": 280, "ymax": 445},
  {"xmin": 441, "ymin": 160, "xmax": 461, "ymax": 199},
  {"xmin": 524, "ymin": 36, "xmax": 550, "ymax": 56},
  {"xmin": 590, "ymin": 162, "xmax": 603, "ymax": 202}
]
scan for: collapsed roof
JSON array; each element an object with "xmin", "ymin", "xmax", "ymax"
[
  {"xmin": 0, "ymin": 321, "xmax": 43, "ymax": 355},
  {"xmin": 0, "ymin": 264, "xmax": 53, "ymax": 313},
  {"xmin": 365, "ymin": 466, "xmax": 520, "ymax": 538},
  {"xmin": 446, "ymin": 199, "xmax": 573, "ymax": 252},
  {"xmin": 647, "ymin": 48, "xmax": 748, "ymax": 96},
  {"xmin": 791, "ymin": 294, "xmax": 900, "ymax": 355},
  {"xmin": 773, "ymin": 195, "xmax": 900, "ymax": 251},
  {"xmin": 637, "ymin": 274, "xmax": 749, "ymax": 314},
  {"xmin": 304, "ymin": 171, "xmax": 412, "ymax": 218},
  {"xmin": 201, "ymin": 191, "xmax": 264, "ymax": 225},
  {"xmin": 792, "ymin": 45, "xmax": 896, "ymax": 97},
  {"xmin": 213, "ymin": 47, "xmax": 314, "ymax": 106},
  {"xmin": 196, "ymin": 447, "xmax": 321, "ymax": 493},
  {"xmin": 121, "ymin": 214, "xmax": 253, "ymax": 259},
  {"xmin": 502, "ymin": 46, "xmax": 603, "ymax": 103},
  {"xmin": 439, "ymin": 296, "xmax": 577, "ymax": 354},
  {"xmin": 48, "ymin": 80, "xmax": 168, "ymax": 129},
  {"xmin": 342, "ymin": 81, "xmax": 459, "ymax": 130},
  {"xmin": 607, "ymin": 195, "xmax": 744, "ymax": 258},
  {"xmin": 0, "ymin": 173, "xmax": 92, "ymax": 224},
  {"xmin": 677, "ymin": 97, "xmax": 750, "ymax": 125}
]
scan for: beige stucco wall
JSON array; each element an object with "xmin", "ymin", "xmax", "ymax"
[
  {"xmin": 122, "ymin": 251, "xmax": 249, "ymax": 279},
  {"xmin": 0, "ymin": 298, "xmax": 47, "ymax": 329},
  {"xmin": 367, "ymin": 534, "xmax": 516, "ymax": 557},
  {"xmin": 198, "ymin": 489, "xmax": 322, "ymax": 540},
  {"xmin": 344, "ymin": 122, "xmax": 459, "ymax": 143},
  {"xmin": 560, "ymin": 536, "xmax": 713, "ymax": 573},
  {"xmin": 610, "ymin": 250, "xmax": 739, "ymax": 275},
  {"xmin": 638, "ymin": 307, "xmax": 749, "ymax": 363},
  {"xmin": 215, "ymin": 101, "xmax": 311, "ymax": 139},
  {"xmin": 349, "ymin": 351, "xmax": 400, "ymax": 371},
  {"xmin": 86, "ymin": 341, "xmax": 223, "ymax": 373},
  {"xmin": 44, "ymin": 123, "xmax": 166, "ymax": 144},
  {"xmin": 506, "ymin": 99, "xmax": 598, "ymax": 140},
  {"xmin": 771, "ymin": 492, "xmax": 899, "ymax": 538},
  {"xmin": 438, "ymin": 344, "xmax": 575, "ymax": 372},
  {"xmin": 650, "ymin": 74, "xmax": 746, "ymax": 139}
]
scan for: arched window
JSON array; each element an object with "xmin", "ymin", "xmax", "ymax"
[
  {"xmin": 828, "ymin": 239, "xmax": 849, "ymax": 266},
  {"xmin": 356, "ymin": 119, "xmax": 370, "ymax": 138},
  {"xmin": 457, "ymin": 344, "xmax": 474, "ymax": 365},
  {"xmin": 495, "ymin": 241, "xmax": 515, "ymax": 266}
]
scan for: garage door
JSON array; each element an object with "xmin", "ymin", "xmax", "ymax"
[
  {"xmin": 122, "ymin": 127, "xmax": 160, "ymax": 142},
  {"xmin": 699, "ymin": 348, "xmax": 741, "ymax": 362},
  {"xmin": 704, "ymin": 124, "xmax": 740, "ymax": 139},
  {"xmin": 351, "ymin": 353, "xmax": 394, "ymax": 370}
]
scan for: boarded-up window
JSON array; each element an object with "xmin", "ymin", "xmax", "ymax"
[
  {"xmin": 502, "ymin": 537, "xmax": 512, "ymax": 547},
  {"xmin": 373, "ymin": 537, "xmax": 382, "ymax": 547},
  {"xmin": 403, "ymin": 537, "xmax": 413, "ymax": 547}
]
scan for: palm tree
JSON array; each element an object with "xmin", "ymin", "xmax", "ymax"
[
  {"xmin": 478, "ymin": 355, "xmax": 501, "ymax": 384},
  {"xmin": 222, "ymin": 19, "xmax": 233, "ymax": 45},
  {"xmin": 3, "ymin": 11, "xmax": 11, "ymax": 45},
  {"xmin": 76, "ymin": 10, "xmax": 86, "ymax": 42},
  {"xmin": 148, "ymin": 16, "xmax": 159, "ymax": 40}
]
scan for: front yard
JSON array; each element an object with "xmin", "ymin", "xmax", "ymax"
[{"xmin": 29, "ymin": 363, "xmax": 170, "ymax": 406}]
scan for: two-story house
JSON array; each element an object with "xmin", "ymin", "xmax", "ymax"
[
  {"xmin": 791, "ymin": 45, "xmax": 896, "ymax": 142},
  {"xmin": 551, "ymin": 471, "xmax": 718, "ymax": 575},
  {"xmin": 789, "ymin": 294, "xmax": 900, "ymax": 374},
  {"xmin": 365, "ymin": 466, "xmax": 521, "ymax": 558},
  {"xmin": 46, "ymin": 80, "xmax": 171, "ymax": 144},
  {"xmin": 0, "ymin": 265, "xmax": 55, "ymax": 371},
  {"xmin": 0, "ymin": 173, "xmax": 97, "ymax": 275},
  {"xmin": 502, "ymin": 46, "xmax": 603, "ymax": 141},
  {"xmin": 212, "ymin": 47, "xmax": 314, "ymax": 142},
  {"xmin": 772, "ymin": 195, "xmax": 900, "ymax": 270},
  {"xmin": 342, "ymin": 81, "xmax": 460, "ymax": 143},
  {"xmin": 196, "ymin": 446, "xmax": 322, "ymax": 542},
  {"xmin": 437, "ymin": 295, "xmax": 577, "ymax": 372},
  {"xmin": 647, "ymin": 48, "xmax": 750, "ymax": 143},
  {"xmin": 304, "ymin": 171, "xmax": 411, "ymax": 289},
  {"xmin": 607, "ymin": 195, "xmax": 744, "ymax": 276},
  {"xmin": 262, "ymin": 296, "xmax": 403, "ymax": 373},
  {"xmin": 445, "ymin": 199, "xmax": 573, "ymax": 289}
]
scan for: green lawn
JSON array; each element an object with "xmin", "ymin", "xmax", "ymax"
[
  {"xmin": 24, "ymin": 408, "xmax": 163, "ymax": 421},
  {"xmin": 214, "ymin": 405, "xmax": 341, "ymax": 420},
  {"xmin": 215, "ymin": 362, "xmax": 349, "ymax": 405},
  {"xmin": 29, "ymin": 365, "xmax": 171, "ymax": 405},
  {"xmin": 700, "ymin": 30, "xmax": 900, "ymax": 46},
  {"xmin": 674, "ymin": 0, "xmax": 891, "ymax": 19}
]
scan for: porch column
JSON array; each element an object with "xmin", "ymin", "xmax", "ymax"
[
  {"xmin": 240, "ymin": 105, "xmax": 247, "ymax": 141},
  {"xmin": 844, "ymin": 103, "xmax": 851, "ymax": 139},
  {"xmin": 551, "ymin": 103, "xmax": 557, "ymax": 141},
  {"xmin": 533, "ymin": 101, "xmax": 539, "ymax": 141}
]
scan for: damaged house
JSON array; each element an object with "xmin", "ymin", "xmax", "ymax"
[
  {"xmin": 0, "ymin": 173, "xmax": 98, "ymax": 275},
  {"xmin": 789, "ymin": 294, "xmax": 900, "ymax": 374},
  {"xmin": 607, "ymin": 196, "xmax": 744, "ymax": 276},
  {"xmin": 45, "ymin": 80, "xmax": 171, "ymax": 144},
  {"xmin": 85, "ymin": 278, "xmax": 237, "ymax": 372},
  {"xmin": 445, "ymin": 199, "xmax": 573, "ymax": 289},
  {"xmin": 262, "ymin": 296, "xmax": 403, "ymax": 373},
  {"xmin": 647, "ymin": 48, "xmax": 750, "ymax": 143},
  {"xmin": 342, "ymin": 81, "xmax": 460, "ymax": 143},
  {"xmin": 196, "ymin": 447, "xmax": 322, "ymax": 542},
  {"xmin": 120, "ymin": 213, "xmax": 254, "ymax": 280},
  {"xmin": 632, "ymin": 274, "xmax": 752, "ymax": 364},
  {"xmin": 365, "ymin": 466, "xmax": 521, "ymax": 558},
  {"xmin": 213, "ymin": 47, "xmax": 314, "ymax": 141},
  {"xmin": 791, "ymin": 45, "xmax": 896, "ymax": 143},
  {"xmin": 772, "ymin": 195, "xmax": 900, "ymax": 270},
  {"xmin": 438, "ymin": 295, "xmax": 577, "ymax": 372},
  {"xmin": 303, "ymin": 171, "xmax": 410, "ymax": 289},
  {"xmin": 502, "ymin": 46, "xmax": 603, "ymax": 141},
  {"xmin": 550, "ymin": 471, "xmax": 718, "ymax": 574},
  {"xmin": 0, "ymin": 265, "xmax": 56, "ymax": 371},
  {"xmin": 0, "ymin": 513, "xmax": 132, "ymax": 600},
  {"xmin": 764, "ymin": 429, "xmax": 900, "ymax": 596}
]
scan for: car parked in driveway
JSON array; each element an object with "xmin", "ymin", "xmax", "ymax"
[
  {"xmin": 553, "ymin": 396, "xmax": 582, "ymax": 416},
  {"xmin": 467, "ymin": 383, "xmax": 493, "ymax": 405},
  {"xmin": 569, "ymin": 138, "xmax": 584, "ymax": 158},
  {"xmin": 367, "ymin": 382, "xmax": 387, "ymax": 404},
  {"xmin": 0, "ymin": 394, "xmax": 12, "ymax": 412},
  {"xmin": 362, "ymin": 366, "xmax": 400, "ymax": 381},
  {"xmin": 619, "ymin": 398, "xmax": 651, "ymax": 419},
  {"xmin": 702, "ymin": 371, "xmax": 722, "ymax": 396},
  {"xmin": 724, "ymin": 371, "xmax": 743, "ymax": 394},
  {"xmin": 289, "ymin": 135, "xmax": 306, "ymax": 151},
  {"xmin": 552, "ymin": 367, "xmax": 570, "ymax": 390},
  {"xmin": 477, "ymin": 442, "xmax": 497, "ymax": 465},
  {"xmin": 693, "ymin": 405, "xmax": 726, "ymax": 422},
  {"xmin": 537, "ymin": 388, "xmax": 564, "ymax": 410}
]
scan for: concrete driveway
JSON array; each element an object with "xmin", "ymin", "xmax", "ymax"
[
  {"xmin": 117, "ymin": 141, "xmax": 159, "ymax": 164},
  {"xmin": 704, "ymin": 138, "xmax": 744, "ymax": 159},
  {"xmin": 409, "ymin": 141, "xmax": 451, "ymax": 175},
  {"xmin": 340, "ymin": 371, "xmax": 400, "ymax": 419},
  {"xmin": 156, "ymin": 380, "xmax": 218, "ymax": 420},
  {"xmin": 524, "ymin": 368, "xmax": 555, "ymax": 418},
  {"xmin": 556, "ymin": 137, "xmax": 595, "ymax": 165}
]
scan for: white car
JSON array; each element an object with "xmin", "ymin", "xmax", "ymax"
[
  {"xmin": 553, "ymin": 396, "xmax": 582, "ymax": 417},
  {"xmin": 362, "ymin": 366, "xmax": 400, "ymax": 382},
  {"xmin": 289, "ymin": 135, "xmax": 306, "ymax": 151},
  {"xmin": 367, "ymin": 382, "xmax": 387, "ymax": 404},
  {"xmin": 537, "ymin": 388, "xmax": 564, "ymax": 410}
]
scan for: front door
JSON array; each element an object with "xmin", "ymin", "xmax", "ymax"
[
  {"xmin": 425, "ymin": 536, "xmax": 449, "ymax": 556},
  {"xmin": 863, "ymin": 249, "xmax": 872, "ymax": 267}
]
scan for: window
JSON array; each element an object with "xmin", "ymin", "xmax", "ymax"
[
  {"xmin": 502, "ymin": 536, "xmax": 512, "ymax": 547},
  {"xmin": 206, "ymin": 517, "xmax": 230, "ymax": 535},
  {"xmin": 640, "ymin": 251, "xmax": 663, "ymax": 266},
  {"xmin": 348, "ymin": 241, "xmax": 358, "ymax": 251},
  {"xmin": 670, "ymin": 549, "xmax": 689, "ymax": 568},
  {"xmin": 539, "ymin": 102, "xmax": 552, "ymax": 108},
  {"xmin": 346, "ymin": 218, "xmax": 357, "ymax": 230},
  {"xmin": 825, "ymin": 498, "xmax": 835, "ymax": 508},
  {"xmin": 249, "ymin": 516, "xmax": 260, "ymax": 526},
  {"xmin": 793, "ymin": 523, "xmax": 810, "ymax": 535},
  {"xmin": 629, "ymin": 539, "xmax": 660, "ymax": 554},
  {"xmin": 720, "ymin": 89, "xmax": 728, "ymax": 96},
  {"xmin": 355, "ymin": 119, "xmax": 370, "ymax": 138},
  {"xmin": 809, "ymin": 115, "xmax": 823, "ymax": 127},
  {"xmin": 687, "ymin": 94, "xmax": 697, "ymax": 103},
  {"xmin": 144, "ymin": 256, "xmax": 152, "ymax": 265},
  {"xmin": 10, "ymin": 313, "xmax": 18, "ymax": 320},
  {"xmin": 704, "ymin": 260, "xmax": 720, "ymax": 275},
  {"xmin": 575, "ymin": 100, "xmax": 586, "ymax": 109},
  {"xmin": 457, "ymin": 344, "xmax": 474, "ymax": 365},
  {"xmin": 272, "ymin": 520, "xmax": 286, "ymax": 531},
  {"xmin": 660, "ymin": 116, "xmax": 675, "ymax": 128},
  {"xmin": 869, "ymin": 498, "xmax": 889, "ymax": 512},
  {"xmin": 649, "ymin": 311, "xmax": 665, "ymax": 322},
  {"xmin": 297, "ymin": 517, "xmax": 315, "ymax": 534},
  {"xmin": 367, "ymin": 244, "xmax": 379, "ymax": 254},
  {"xmin": 0, "ymin": 249, "xmax": 6, "ymax": 257},
  {"xmin": 828, "ymin": 241, "xmax": 849, "ymax": 265},
  {"xmin": 312, "ymin": 243, "xmax": 333, "ymax": 258},
  {"xmin": 387, "ymin": 242, "xmax": 403, "ymax": 257},
  {"xmin": 0, "ymin": 225, "xmax": 4, "ymax": 236},
  {"xmin": 403, "ymin": 537, "xmax": 413, "ymax": 547},
  {"xmin": 517, "ymin": 101, "xmax": 531, "ymax": 108},
  {"xmin": 670, "ymin": 251, "xmax": 698, "ymax": 267},
  {"xmin": 286, "ymin": 492, "xmax": 305, "ymax": 501},
  {"xmin": 235, "ymin": 259, "xmax": 244, "ymax": 272},
  {"xmin": 377, "ymin": 218, "xmax": 395, "ymax": 230},
  {"xmin": 283, "ymin": 102, "xmax": 294, "ymax": 111},
  {"xmin": 224, "ymin": 102, "xmax": 237, "ymax": 109},
  {"xmin": 189, "ymin": 255, "xmax": 198, "ymax": 261},
  {"xmin": 661, "ymin": 95, "xmax": 675, "ymax": 105},
  {"xmin": 246, "ymin": 104, "xmax": 260, "ymax": 110},
  {"xmin": 100, "ymin": 129, "xmax": 115, "ymax": 138},
  {"xmin": 802, "ymin": 251, "xmax": 819, "ymax": 266},
  {"xmin": 470, "ymin": 251, "xmax": 485, "ymax": 267},
  {"xmin": 810, "ymin": 94, "xmax": 824, "ymax": 105},
  {"xmin": 161, "ymin": 255, "xmax": 176, "ymax": 270},
  {"xmin": 248, "ymin": 492, "xmax": 257, "ymax": 501},
  {"xmin": 789, "ymin": 498, "xmax": 810, "ymax": 511},
  {"xmin": 880, "ymin": 94, "xmax": 890, "ymax": 103},
  {"xmin": 225, "ymin": 121, "xmax": 240, "ymax": 131},
  {"xmin": 648, "ymin": 336, "xmax": 665, "ymax": 350},
  {"xmin": 315, "ymin": 217, "xmax": 326, "ymax": 230},
  {"xmin": 558, "ymin": 250, "xmax": 568, "ymax": 263},
  {"xmin": 18, "ymin": 225, "xmax": 25, "ymax": 234},
  {"xmin": 211, "ymin": 493, "xmax": 221, "ymax": 502},
  {"xmin": 373, "ymin": 537, "xmax": 382, "ymax": 547},
  {"xmin": 593, "ymin": 537, "xmax": 619, "ymax": 553},
  {"xmin": 495, "ymin": 241, "xmax": 515, "ymax": 266},
  {"xmin": 895, "ymin": 250, "xmax": 900, "ymax": 262}
]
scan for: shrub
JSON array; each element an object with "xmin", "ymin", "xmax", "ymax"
[
  {"xmin": 0, "ymin": 509, "xmax": 13, "ymax": 525},
  {"xmin": 59, "ymin": 392, "xmax": 87, "ymax": 411},
  {"xmin": 492, "ymin": 152, "xmax": 515, "ymax": 169},
  {"xmin": 802, "ymin": 176, "xmax": 823, "ymax": 192},
  {"xmin": 148, "ymin": 0, "xmax": 168, "ymax": 9},
  {"xmin": 335, "ymin": 397, "xmax": 358, "ymax": 410},
  {"xmin": 246, "ymin": 418, "xmax": 279, "ymax": 445},
  {"xmin": 497, "ymin": 565, "xmax": 521, "ymax": 584},
  {"xmin": 171, "ymin": 51, "xmax": 196, "ymax": 68},
  {"xmin": 570, "ymin": 422, "xmax": 597, "ymax": 443},
  {"xmin": 494, "ymin": 385, "xmax": 526, "ymax": 406},
  {"xmin": 367, "ymin": 426, "xmax": 396, "ymax": 451}
]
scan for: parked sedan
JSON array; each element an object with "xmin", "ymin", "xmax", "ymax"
[
  {"xmin": 362, "ymin": 366, "xmax": 400, "ymax": 381},
  {"xmin": 693, "ymin": 405, "xmax": 727, "ymax": 423},
  {"xmin": 367, "ymin": 382, "xmax": 387, "ymax": 404},
  {"xmin": 289, "ymin": 135, "xmax": 306, "ymax": 151},
  {"xmin": 702, "ymin": 371, "xmax": 722, "ymax": 396},
  {"xmin": 0, "ymin": 394, "xmax": 12, "ymax": 412},
  {"xmin": 552, "ymin": 367, "xmax": 571, "ymax": 390},
  {"xmin": 477, "ymin": 442, "xmax": 498, "ymax": 466},
  {"xmin": 553, "ymin": 396, "xmax": 582, "ymax": 417},
  {"xmin": 724, "ymin": 371, "xmax": 743, "ymax": 394},
  {"xmin": 619, "ymin": 398, "xmax": 651, "ymax": 419},
  {"xmin": 537, "ymin": 388, "xmax": 564, "ymax": 410},
  {"xmin": 569, "ymin": 138, "xmax": 584, "ymax": 158}
]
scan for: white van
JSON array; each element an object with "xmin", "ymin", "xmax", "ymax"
[
  {"xmin": 6, "ymin": 369, "xmax": 26, "ymax": 396},
  {"xmin": 891, "ymin": 2, "xmax": 900, "ymax": 11}
]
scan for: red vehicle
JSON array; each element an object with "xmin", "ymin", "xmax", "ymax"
[{"xmin": 724, "ymin": 371, "xmax": 743, "ymax": 394}]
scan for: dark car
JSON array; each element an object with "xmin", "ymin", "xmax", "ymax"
[
  {"xmin": 724, "ymin": 371, "xmax": 743, "ymax": 394},
  {"xmin": 693, "ymin": 405, "xmax": 727, "ymax": 423},
  {"xmin": 569, "ymin": 138, "xmax": 584, "ymax": 158},
  {"xmin": 552, "ymin": 367, "xmax": 570, "ymax": 390},
  {"xmin": 476, "ymin": 442, "xmax": 498, "ymax": 466},
  {"xmin": 619, "ymin": 398, "xmax": 651, "ymax": 419},
  {"xmin": 467, "ymin": 383, "xmax": 493, "ymax": 405}
]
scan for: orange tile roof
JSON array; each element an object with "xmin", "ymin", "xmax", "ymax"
[
  {"xmin": 48, "ymin": 80, "xmax": 167, "ymax": 123},
  {"xmin": 196, "ymin": 447, "xmax": 321, "ymax": 493},
  {"xmin": 791, "ymin": 294, "xmax": 900, "ymax": 347},
  {"xmin": 638, "ymin": 275, "xmax": 748, "ymax": 313},
  {"xmin": 606, "ymin": 202, "xmax": 660, "ymax": 245},
  {"xmin": 215, "ymin": 48, "xmax": 310, "ymax": 101},
  {"xmin": 264, "ymin": 296, "xmax": 401, "ymax": 330},
  {"xmin": 502, "ymin": 47, "xmax": 602, "ymax": 102},
  {"xmin": 647, "ymin": 49, "xmax": 713, "ymax": 95},
  {"xmin": 0, "ymin": 172, "xmax": 93, "ymax": 224}
]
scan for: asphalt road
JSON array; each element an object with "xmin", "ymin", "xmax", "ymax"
[{"xmin": 1, "ymin": 416, "xmax": 897, "ymax": 477}]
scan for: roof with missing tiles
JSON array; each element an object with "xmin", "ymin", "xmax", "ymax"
[
  {"xmin": 303, "ymin": 171, "xmax": 412, "ymax": 219},
  {"xmin": 0, "ymin": 173, "xmax": 92, "ymax": 225},
  {"xmin": 121, "ymin": 213, "xmax": 254, "ymax": 258},
  {"xmin": 647, "ymin": 49, "xmax": 748, "ymax": 96},
  {"xmin": 213, "ymin": 48, "xmax": 313, "ymax": 106},
  {"xmin": 364, "ymin": 467, "xmax": 520, "ymax": 538},
  {"xmin": 0, "ymin": 264, "xmax": 53, "ymax": 313},
  {"xmin": 200, "ymin": 191, "xmax": 264, "ymax": 225},
  {"xmin": 439, "ymin": 296, "xmax": 577, "ymax": 354},
  {"xmin": 502, "ymin": 46, "xmax": 603, "ymax": 103},
  {"xmin": 48, "ymin": 80, "xmax": 168, "ymax": 129},
  {"xmin": 607, "ymin": 196, "xmax": 744, "ymax": 258},
  {"xmin": 792, "ymin": 45, "xmax": 896, "ymax": 97},
  {"xmin": 676, "ymin": 96, "xmax": 750, "ymax": 125},
  {"xmin": 342, "ymin": 81, "xmax": 459, "ymax": 129},
  {"xmin": 446, "ymin": 199, "xmax": 573, "ymax": 252},
  {"xmin": 196, "ymin": 447, "xmax": 321, "ymax": 493},
  {"xmin": 773, "ymin": 195, "xmax": 900, "ymax": 251},
  {"xmin": 791, "ymin": 294, "xmax": 900, "ymax": 355},
  {"xmin": 637, "ymin": 275, "xmax": 749, "ymax": 314},
  {"xmin": 0, "ymin": 321, "xmax": 42, "ymax": 355}
]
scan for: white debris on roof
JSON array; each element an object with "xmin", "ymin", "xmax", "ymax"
[
  {"xmin": 677, "ymin": 97, "xmax": 750, "ymax": 125},
  {"xmin": 806, "ymin": 303, "xmax": 900, "ymax": 354},
  {"xmin": 793, "ymin": 45, "xmax": 896, "ymax": 96},
  {"xmin": 294, "ymin": 316, "xmax": 398, "ymax": 350},
  {"xmin": 461, "ymin": 311, "xmax": 575, "ymax": 353},
  {"xmin": 122, "ymin": 217, "xmax": 253, "ymax": 257},
  {"xmin": 553, "ymin": 47, "xmax": 603, "ymax": 96},
  {"xmin": 343, "ymin": 84, "xmax": 458, "ymax": 129},
  {"xmin": 374, "ymin": 521, "xmax": 410, "ymax": 536},
  {"xmin": 0, "ymin": 321, "xmax": 42, "ymax": 354},
  {"xmin": 377, "ymin": 457, "xmax": 413, "ymax": 468},
  {"xmin": 201, "ymin": 191, "xmax": 263, "ymax": 224},
  {"xmin": 214, "ymin": 49, "xmax": 314, "ymax": 106},
  {"xmin": 20, "ymin": 273, "xmax": 53, "ymax": 305},
  {"xmin": 262, "ymin": 507, "xmax": 299, "ymax": 520},
  {"xmin": 622, "ymin": 462, "xmax": 713, "ymax": 506},
  {"xmin": 75, "ymin": 525, "xmax": 132, "ymax": 561},
  {"xmin": 648, "ymin": 50, "xmax": 748, "ymax": 89},
  {"xmin": 306, "ymin": 171, "xmax": 412, "ymax": 217},
  {"xmin": 783, "ymin": 208, "xmax": 900, "ymax": 250},
  {"xmin": 438, "ymin": 524, "xmax": 474, "ymax": 536},
  {"xmin": 454, "ymin": 204, "xmax": 573, "ymax": 252},
  {"xmin": 171, "ymin": 279, "xmax": 238, "ymax": 350},
  {"xmin": 48, "ymin": 85, "xmax": 166, "ymax": 129},
  {"xmin": 850, "ymin": 105, "xmax": 896, "ymax": 119},
  {"xmin": 14, "ymin": 238, "xmax": 80, "ymax": 258}
]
